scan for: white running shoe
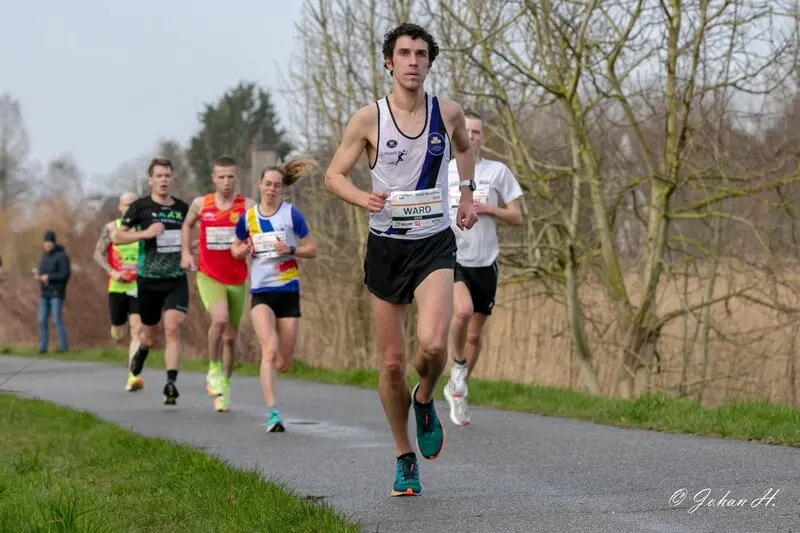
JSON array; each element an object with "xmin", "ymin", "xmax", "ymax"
[
  {"xmin": 443, "ymin": 381, "xmax": 471, "ymax": 426},
  {"xmin": 449, "ymin": 362, "xmax": 469, "ymax": 397},
  {"xmin": 443, "ymin": 363, "xmax": 471, "ymax": 426}
]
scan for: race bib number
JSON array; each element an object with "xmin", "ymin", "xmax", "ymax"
[
  {"xmin": 449, "ymin": 186, "xmax": 461, "ymax": 210},
  {"xmin": 474, "ymin": 183, "xmax": 491, "ymax": 205},
  {"xmin": 251, "ymin": 231, "xmax": 287, "ymax": 259},
  {"xmin": 390, "ymin": 188, "xmax": 443, "ymax": 229},
  {"xmin": 451, "ymin": 184, "xmax": 490, "ymax": 206},
  {"xmin": 156, "ymin": 229, "xmax": 181, "ymax": 253},
  {"xmin": 205, "ymin": 226, "xmax": 235, "ymax": 250}
]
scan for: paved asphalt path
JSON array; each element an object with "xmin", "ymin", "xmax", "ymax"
[{"xmin": 1, "ymin": 355, "xmax": 798, "ymax": 532}]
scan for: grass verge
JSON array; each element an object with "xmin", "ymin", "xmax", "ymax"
[
  {"xmin": 0, "ymin": 392, "xmax": 359, "ymax": 533},
  {"xmin": 3, "ymin": 344, "xmax": 800, "ymax": 447}
]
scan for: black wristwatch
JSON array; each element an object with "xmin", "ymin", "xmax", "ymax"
[
  {"xmin": 459, "ymin": 179, "xmax": 476, "ymax": 192},
  {"xmin": 289, "ymin": 245, "xmax": 296, "ymax": 256}
]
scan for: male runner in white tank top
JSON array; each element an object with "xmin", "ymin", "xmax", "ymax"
[
  {"xmin": 325, "ymin": 22, "xmax": 479, "ymax": 497},
  {"xmin": 444, "ymin": 111, "xmax": 525, "ymax": 427}
]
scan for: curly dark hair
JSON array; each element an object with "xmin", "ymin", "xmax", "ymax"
[{"xmin": 382, "ymin": 23, "xmax": 440, "ymax": 72}]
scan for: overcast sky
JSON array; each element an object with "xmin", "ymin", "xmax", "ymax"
[{"xmin": 1, "ymin": 0, "xmax": 303, "ymax": 188}]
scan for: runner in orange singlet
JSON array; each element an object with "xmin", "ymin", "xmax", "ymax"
[{"xmin": 181, "ymin": 155, "xmax": 255, "ymax": 412}]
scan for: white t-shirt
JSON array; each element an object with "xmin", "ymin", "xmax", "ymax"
[{"xmin": 448, "ymin": 158, "xmax": 524, "ymax": 267}]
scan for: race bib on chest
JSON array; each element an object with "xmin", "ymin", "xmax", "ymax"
[
  {"xmin": 449, "ymin": 186, "xmax": 461, "ymax": 210},
  {"xmin": 205, "ymin": 226, "xmax": 235, "ymax": 250},
  {"xmin": 251, "ymin": 231, "xmax": 287, "ymax": 259},
  {"xmin": 450, "ymin": 184, "xmax": 490, "ymax": 206},
  {"xmin": 474, "ymin": 183, "xmax": 491, "ymax": 205},
  {"xmin": 156, "ymin": 229, "xmax": 181, "ymax": 253},
  {"xmin": 390, "ymin": 188, "xmax": 443, "ymax": 229}
]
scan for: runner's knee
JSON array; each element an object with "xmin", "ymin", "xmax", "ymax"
[
  {"xmin": 418, "ymin": 335, "xmax": 446, "ymax": 360},
  {"xmin": 453, "ymin": 302, "xmax": 472, "ymax": 323},
  {"xmin": 222, "ymin": 327, "xmax": 237, "ymax": 344},
  {"xmin": 466, "ymin": 329, "xmax": 483, "ymax": 346},
  {"xmin": 261, "ymin": 347, "xmax": 278, "ymax": 363},
  {"xmin": 210, "ymin": 316, "xmax": 227, "ymax": 333},
  {"xmin": 379, "ymin": 354, "xmax": 407, "ymax": 383},
  {"xmin": 164, "ymin": 322, "xmax": 181, "ymax": 342}
]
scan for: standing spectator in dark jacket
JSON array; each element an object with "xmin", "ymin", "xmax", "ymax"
[{"xmin": 36, "ymin": 230, "xmax": 71, "ymax": 353}]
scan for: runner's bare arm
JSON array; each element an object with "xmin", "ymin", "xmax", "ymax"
[
  {"xmin": 111, "ymin": 220, "xmax": 161, "ymax": 244},
  {"xmin": 480, "ymin": 164, "xmax": 524, "ymax": 225},
  {"xmin": 111, "ymin": 224, "xmax": 158, "ymax": 244},
  {"xmin": 231, "ymin": 216, "xmax": 251, "ymax": 260},
  {"xmin": 181, "ymin": 196, "xmax": 204, "ymax": 256},
  {"xmin": 231, "ymin": 237, "xmax": 250, "ymax": 259},
  {"xmin": 324, "ymin": 105, "xmax": 374, "ymax": 209},
  {"xmin": 488, "ymin": 200, "xmax": 523, "ymax": 225},
  {"xmin": 292, "ymin": 234, "xmax": 317, "ymax": 259},
  {"xmin": 111, "ymin": 202, "xmax": 159, "ymax": 244},
  {"xmin": 93, "ymin": 222, "xmax": 114, "ymax": 274},
  {"xmin": 441, "ymin": 99, "xmax": 476, "ymax": 203}
]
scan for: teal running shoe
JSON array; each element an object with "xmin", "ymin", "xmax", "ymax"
[
  {"xmin": 266, "ymin": 409, "xmax": 285, "ymax": 433},
  {"xmin": 412, "ymin": 383, "xmax": 446, "ymax": 460},
  {"xmin": 391, "ymin": 453, "xmax": 422, "ymax": 496}
]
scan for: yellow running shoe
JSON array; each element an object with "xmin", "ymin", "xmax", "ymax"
[
  {"xmin": 214, "ymin": 378, "xmax": 231, "ymax": 412},
  {"xmin": 125, "ymin": 373, "xmax": 143, "ymax": 392},
  {"xmin": 206, "ymin": 362, "xmax": 223, "ymax": 396}
]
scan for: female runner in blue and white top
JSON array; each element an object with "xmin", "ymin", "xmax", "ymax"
[{"xmin": 231, "ymin": 157, "xmax": 317, "ymax": 433}]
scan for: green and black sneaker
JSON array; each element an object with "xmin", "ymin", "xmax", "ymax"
[
  {"xmin": 412, "ymin": 383, "xmax": 446, "ymax": 460},
  {"xmin": 391, "ymin": 453, "xmax": 422, "ymax": 496}
]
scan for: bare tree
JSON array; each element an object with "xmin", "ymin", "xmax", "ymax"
[
  {"xmin": 428, "ymin": 0, "xmax": 800, "ymax": 397},
  {"xmin": 0, "ymin": 94, "xmax": 32, "ymax": 210},
  {"xmin": 41, "ymin": 154, "xmax": 84, "ymax": 206},
  {"xmin": 102, "ymin": 154, "xmax": 151, "ymax": 197}
]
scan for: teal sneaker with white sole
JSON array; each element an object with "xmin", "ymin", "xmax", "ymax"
[
  {"xmin": 412, "ymin": 383, "xmax": 446, "ymax": 460},
  {"xmin": 391, "ymin": 453, "xmax": 422, "ymax": 496}
]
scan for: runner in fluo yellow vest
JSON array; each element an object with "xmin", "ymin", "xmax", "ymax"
[{"xmin": 93, "ymin": 192, "xmax": 143, "ymax": 391}]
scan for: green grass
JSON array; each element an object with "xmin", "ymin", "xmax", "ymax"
[
  {"xmin": 0, "ymin": 392, "xmax": 359, "ymax": 533},
  {"xmin": 3, "ymin": 344, "xmax": 800, "ymax": 447}
]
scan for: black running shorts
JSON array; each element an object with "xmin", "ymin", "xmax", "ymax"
[
  {"xmin": 251, "ymin": 291, "xmax": 301, "ymax": 318},
  {"xmin": 136, "ymin": 275, "xmax": 189, "ymax": 326},
  {"xmin": 454, "ymin": 261, "xmax": 499, "ymax": 316},
  {"xmin": 108, "ymin": 292, "xmax": 139, "ymax": 326},
  {"xmin": 364, "ymin": 227, "xmax": 457, "ymax": 305}
]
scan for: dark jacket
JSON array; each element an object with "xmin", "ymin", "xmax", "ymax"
[{"xmin": 38, "ymin": 244, "xmax": 71, "ymax": 299}]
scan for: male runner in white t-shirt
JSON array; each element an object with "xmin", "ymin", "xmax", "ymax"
[{"xmin": 444, "ymin": 110, "xmax": 524, "ymax": 426}]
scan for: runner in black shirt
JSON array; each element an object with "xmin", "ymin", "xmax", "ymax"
[{"xmin": 111, "ymin": 157, "xmax": 190, "ymax": 405}]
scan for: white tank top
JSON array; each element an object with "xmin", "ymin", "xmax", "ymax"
[{"xmin": 368, "ymin": 92, "xmax": 451, "ymax": 240}]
